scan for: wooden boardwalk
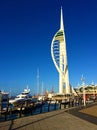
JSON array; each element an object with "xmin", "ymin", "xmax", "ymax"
[{"xmin": 0, "ymin": 105, "xmax": 97, "ymax": 130}]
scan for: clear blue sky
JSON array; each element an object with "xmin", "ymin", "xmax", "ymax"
[{"xmin": 0, "ymin": 0, "xmax": 97, "ymax": 95}]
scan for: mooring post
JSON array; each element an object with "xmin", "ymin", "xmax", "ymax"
[
  {"xmin": 48, "ymin": 103, "xmax": 50, "ymax": 112},
  {"xmin": 31, "ymin": 106, "xmax": 33, "ymax": 115},
  {"xmin": 54, "ymin": 102, "xmax": 56, "ymax": 110},
  {"xmin": 5, "ymin": 106, "xmax": 8, "ymax": 121},
  {"xmin": 40, "ymin": 103, "xmax": 42, "ymax": 113},
  {"xmin": 60, "ymin": 103, "xmax": 61, "ymax": 109},
  {"xmin": 0, "ymin": 93, "xmax": 2, "ymax": 117},
  {"xmin": 64, "ymin": 103, "xmax": 66, "ymax": 108},
  {"xmin": 19, "ymin": 106, "xmax": 22, "ymax": 118}
]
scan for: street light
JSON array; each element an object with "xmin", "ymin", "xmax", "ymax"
[{"xmin": 81, "ymin": 75, "xmax": 86, "ymax": 106}]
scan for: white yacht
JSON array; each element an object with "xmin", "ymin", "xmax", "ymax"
[{"xmin": 9, "ymin": 86, "xmax": 32, "ymax": 106}]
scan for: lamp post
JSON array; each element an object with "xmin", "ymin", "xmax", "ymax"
[
  {"xmin": 91, "ymin": 81, "xmax": 95, "ymax": 97},
  {"xmin": 81, "ymin": 75, "xmax": 86, "ymax": 106}
]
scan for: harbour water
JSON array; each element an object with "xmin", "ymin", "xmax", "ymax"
[{"xmin": 0, "ymin": 102, "xmax": 60, "ymax": 122}]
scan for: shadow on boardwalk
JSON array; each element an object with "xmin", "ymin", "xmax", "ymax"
[
  {"xmin": 66, "ymin": 106, "xmax": 97, "ymax": 125},
  {"xmin": 8, "ymin": 120, "xmax": 14, "ymax": 130},
  {"xmin": 8, "ymin": 111, "xmax": 65, "ymax": 130}
]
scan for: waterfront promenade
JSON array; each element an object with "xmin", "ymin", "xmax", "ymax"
[{"xmin": 0, "ymin": 104, "xmax": 97, "ymax": 130}]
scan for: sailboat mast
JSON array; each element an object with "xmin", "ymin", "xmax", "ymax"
[{"xmin": 37, "ymin": 68, "xmax": 40, "ymax": 95}]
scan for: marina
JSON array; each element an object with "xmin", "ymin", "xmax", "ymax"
[
  {"xmin": 0, "ymin": 84, "xmax": 97, "ymax": 122},
  {"xmin": 0, "ymin": 89, "xmax": 97, "ymax": 122},
  {"xmin": 0, "ymin": 103, "xmax": 97, "ymax": 130},
  {"xmin": 0, "ymin": 100, "xmax": 60, "ymax": 122}
]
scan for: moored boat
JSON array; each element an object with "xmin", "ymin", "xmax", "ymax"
[
  {"xmin": 0, "ymin": 90, "xmax": 9, "ymax": 111},
  {"xmin": 9, "ymin": 86, "xmax": 32, "ymax": 107}
]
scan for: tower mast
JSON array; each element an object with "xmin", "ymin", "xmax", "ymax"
[{"xmin": 60, "ymin": 7, "xmax": 64, "ymax": 30}]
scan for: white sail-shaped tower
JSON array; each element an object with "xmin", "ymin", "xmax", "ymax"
[{"xmin": 51, "ymin": 7, "xmax": 70, "ymax": 94}]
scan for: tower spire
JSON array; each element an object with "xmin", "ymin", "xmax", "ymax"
[{"xmin": 60, "ymin": 6, "xmax": 64, "ymax": 30}]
